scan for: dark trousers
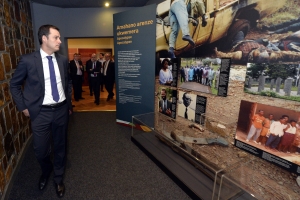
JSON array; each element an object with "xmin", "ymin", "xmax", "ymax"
[
  {"xmin": 198, "ymin": 75, "xmax": 202, "ymax": 83},
  {"xmin": 88, "ymin": 77, "xmax": 93, "ymax": 95},
  {"xmin": 31, "ymin": 103, "xmax": 68, "ymax": 184},
  {"xmin": 104, "ymin": 76, "xmax": 114, "ymax": 98},
  {"xmin": 91, "ymin": 77, "xmax": 100, "ymax": 103},
  {"xmin": 181, "ymin": 74, "xmax": 185, "ymax": 82},
  {"xmin": 266, "ymin": 134, "xmax": 281, "ymax": 149},
  {"xmin": 100, "ymin": 74, "xmax": 104, "ymax": 91},
  {"xmin": 73, "ymin": 75, "xmax": 83, "ymax": 100}
]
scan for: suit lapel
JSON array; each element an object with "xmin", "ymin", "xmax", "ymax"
[
  {"xmin": 55, "ymin": 53, "xmax": 66, "ymax": 89},
  {"xmin": 34, "ymin": 51, "xmax": 45, "ymax": 90}
]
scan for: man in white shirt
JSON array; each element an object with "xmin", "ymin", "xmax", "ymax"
[{"xmin": 10, "ymin": 24, "xmax": 71, "ymax": 197}]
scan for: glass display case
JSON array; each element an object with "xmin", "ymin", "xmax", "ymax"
[
  {"xmin": 132, "ymin": 112, "xmax": 300, "ymax": 199},
  {"xmin": 219, "ymin": 157, "xmax": 300, "ymax": 200}
]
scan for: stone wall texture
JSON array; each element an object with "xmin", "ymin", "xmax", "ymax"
[{"xmin": 0, "ymin": 0, "xmax": 34, "ymax": 197}]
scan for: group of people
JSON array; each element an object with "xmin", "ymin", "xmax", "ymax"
[
  {"xmin": 246, "ymin": 110, "xmax": 300, "ymax": 154},
  {"xmin": 69, "ymin": 52, "xmax": 115, "ymax": 105},
  {"xmin": 180, "ymin": 65, "xmax": 219, "ymax": 87}
]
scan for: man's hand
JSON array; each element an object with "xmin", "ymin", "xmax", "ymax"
[
  {"xmin": 159, "ymin": 107, "xmax": 162, "ymax": 113},
  {"xmin": 166, "ymin": 108, "xmax": 172, "ymax": 116},
  {"xmin": 22, "ymin": 109, "xmax": 30, "ymax": 117}
]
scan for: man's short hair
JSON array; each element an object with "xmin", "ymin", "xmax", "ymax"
[
  {"xmin": 280, "ymin": 115, "xmax": 289, "ymax": 119},
  {"xmin": 100, "ymin": 53, "xmax": 104, "ymax": 56},
  {"xmin": 38, "ymin": 24, "xmax": 59, "ymax": 45}
]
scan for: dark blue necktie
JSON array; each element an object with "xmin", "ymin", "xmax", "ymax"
[{"xmin": 46, "ymin": 56, "xmax": 59, "ymax": 102}]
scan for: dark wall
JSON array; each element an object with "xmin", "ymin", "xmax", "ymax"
[{"xmin": 0, "ymin": 0, "xmax": 34, "ymax": 197}]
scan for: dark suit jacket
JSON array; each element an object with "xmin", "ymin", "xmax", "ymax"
[
  {"xmin": 103, "ymin": 60, "xmax": 115, "ymax": 82},
  {"xmin": 10, "ymin": 51, "xmax": 72, "ymax": 120},
  {"xmin": 159, "ymin": 99, "xmax": 172, "ymax": 115},
  {"xmin": 69, "ymin": 59, "xmax": 84, "ymax": 79},
  {"xmin": 86, "ymin": 60, "xmax": 102, "ymax": 78}
]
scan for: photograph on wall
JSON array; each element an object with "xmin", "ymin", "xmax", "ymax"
[
  {"xmin": 156, "ymin": 0, "xmax": 300, "ymax": 64},
  {"xmin": 157, "ymin": 87, "xmax": 177, "ymax": 119},
  {"xmin": 177, "ymin": 91, "xmax": 206, "ymax": 124},
  {"xmin": 178, "ymin": 57, "xmax": 221, "ymax": 95},
  {"xmin": 244, "ymin": 63, "xmax": 300, "ymax": 102},
  {"xmin": 235, "ymin": 100, "xmax": 300, "ymax": 175},
  {"xmin": 178, "ymin": 57, "xmax": 238, "ymax": 96},
  {"xmin": 157, "ymin": 57, "xmax": 179, "ymax": 88}
]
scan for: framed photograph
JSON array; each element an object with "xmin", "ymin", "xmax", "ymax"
[
  {"xmin": 235, "ymin": 100, "xmax": 300, "ymax": 175},
  {"xmin": 157, "ymin": 87, "xmax": 177, "ymax": 119},
  {"xmin": 244, "ymin": 63, "xmax": 300, "ymax": 102}
]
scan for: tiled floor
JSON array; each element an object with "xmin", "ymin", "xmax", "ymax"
[{"xmin": 72, "ymin": 85, "xmax": 116, "ymax": 112}]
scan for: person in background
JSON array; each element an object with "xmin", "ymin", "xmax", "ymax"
[
  {"xmin": 182, "ymin": 92, "xmax": 192, "ymax": 119},
  {"xmin": 256, "ymin": 114, "xmax": 274, "ymax": 145},
  {"xmin": 103, "ymin": 53, "xmax": 115, "ymax": 101},
  {"xmin": 265, "ymin": 115, "xmax": 289, "ymax": 151},
  {"xmin": 180, "ymin": 67, "xmax": 186, "ymax": 82},
  {"xmin": 246, "ymin": 110, "xmax": 265, "ymax": 143},
  {"xmin": 159, "ymin": 89, "xmax": 172, "ymax": 117},
  {"xmin": 278, "ymin": 119, "xmax": 297, "ymax": 153},
  {"xmin": 159, "ymin": 58, "xmax": 173, "ymax": 85},
  {"xmin": 168, "ymin": 0, "xmax": 195, "ymax": 58},
  {"xmin": 69, "ymin": 53, "xmax": 84, "ymax": 101},
  {"xmin": 98, "ymin": 53, "xmax": 105, "ymax": 92},
  {"xmin": 86, "ymin": 53, "xmax": 102, "ymax": 105},
  {"xmin": 10, "ymin": 24, "xmax": 72, "ymax": 198},
  {"xmin": 86, "ymin": 55, "xmax": 93, "ymax": 96}
]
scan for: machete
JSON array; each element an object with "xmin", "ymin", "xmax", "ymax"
[{"xmin": 170, "ymin": 130, "xmax": 229, "ymax": 147}]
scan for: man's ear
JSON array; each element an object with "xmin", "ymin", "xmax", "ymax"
[{"xmin": 42, "ymin": 35, "xmax": 47, "ymax": 43}]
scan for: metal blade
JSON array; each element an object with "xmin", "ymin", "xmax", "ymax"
[{"xmin": 176, "ymin": 136, "xmax": 208, "ymax": 144}]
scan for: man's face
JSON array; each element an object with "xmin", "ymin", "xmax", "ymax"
[
  {"xmin": 43, "ymin": 28, "xmax": 61, "ymax": 53},
  {"xmin": 269, "ymin": 115, "xmax": 273, "ymax": 120},
  {"xmin": 161, "ymin": 90, "xmax": 166, "ymax": 100},
  {"xmin": 259, "ymin": 110, "xmax": 264, "ymax": 116},
  {"xmin": 74, "ymin": 54, "xmax": 78, "ymax": 60},
  {"xmin": 183, "ymin": 94, "xmax": 191, "ymax": 107},
  {"xmin": 91, "ymin": 54, "xmax": 97, "ymax": 62},
  {"xmin": 105, "ymin": 54, "xmax": 111, "ymax": 61},
  {"xmin": 99, "ymin": 54, "xmax": 103, "ymax": 59}
]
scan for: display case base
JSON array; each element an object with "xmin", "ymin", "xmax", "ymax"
[
  {"xmin": 132, "ymin": 132, "xmax": 255, "ymax": 200},
  {"xmin": 132, "ymin": 132, "xmax": 210, "ymax": 200}
]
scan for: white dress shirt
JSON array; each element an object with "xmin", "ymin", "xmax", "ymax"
[{"xmin": 40, "ymin": 49, "xmax": 66, "ymax": 105}]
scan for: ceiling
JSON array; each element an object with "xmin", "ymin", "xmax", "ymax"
[{"xmin": 30, "ymin": 0, "xmax": 153, "ymax": 8}]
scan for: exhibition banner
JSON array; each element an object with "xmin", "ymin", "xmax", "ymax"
[{"xmin": 114, "ymin": 4, "xmax": 156, "ymax": 126}]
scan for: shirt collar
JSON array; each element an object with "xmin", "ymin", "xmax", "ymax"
[{"xmin": 40, "ymin": 49, "xmax": 55, "ymax": 59}]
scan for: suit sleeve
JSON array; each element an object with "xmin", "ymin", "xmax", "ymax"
[{"xmin": 10, "ymin": 56, "xmax": 28, "ymax": 112}]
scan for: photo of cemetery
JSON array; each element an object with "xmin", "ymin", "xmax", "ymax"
[{"xmin": 244, "ymin": 63, "xmax": 300, "ymax": 102}]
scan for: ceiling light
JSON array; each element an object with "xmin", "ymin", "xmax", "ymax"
[{"xmin": 105, "ymin": 2, "xmax": 109, "ymax": 7}]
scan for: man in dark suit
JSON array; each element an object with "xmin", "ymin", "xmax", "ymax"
[
  {"xmin": 86, "ymin": 53, "xmax": 102, "ymax": 105},
  {"xmin": 103, "ymin": 53, "xmax": 115, "ymax": 101},
  {"xmin": 180, "ymin": 67, "xmax": 185, "ymax": 82},
  {"xmin": 10, "ymin": 24, "xmax": 72, "ymax": 198},
  {"xmin": 159, "ymin": 89, "xmax": 172, "ymax": 117},
  {"xmin": 98, "ymin": 53, "xmax": 105, "ymax": 92},
  {"xmin": 69, "ymin": 53, "xmax": 84, "ymax": 101},
  {"xmin": 198, "ymin": 66, "xmax": 203, "ymax": 84},
  {"xmin": 85, "ymin": 55, "xmax": 93, "ymax": 96}
]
